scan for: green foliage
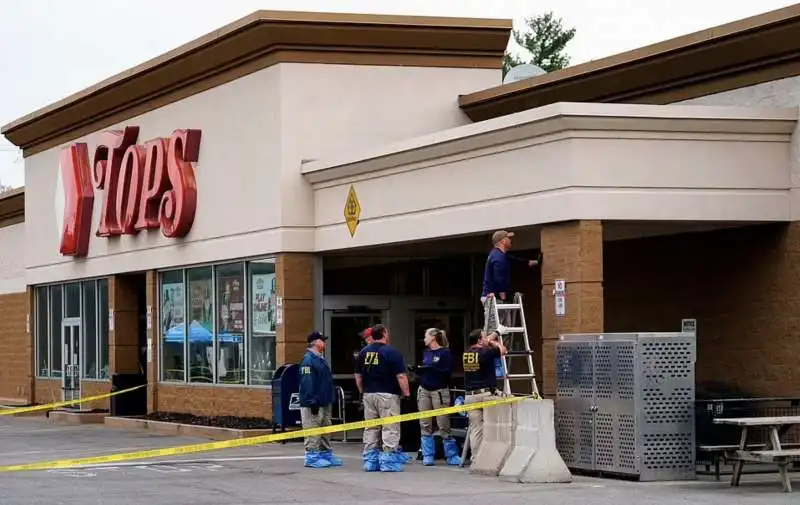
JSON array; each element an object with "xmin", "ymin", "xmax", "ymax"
[{"xmin": 503, "ymin": 11, "xmax": 576, "ymax": 76}]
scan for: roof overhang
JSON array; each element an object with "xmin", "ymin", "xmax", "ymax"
[
  {"xmin": 459, "ymin": 4, "xmax": 800, "ymax": 121},
  {"xmin": 302, "ymin": 102, "xmax": 798, "ymax": 184},
  {"xmin": 0, "ymin": 187, "xmax": 25, "ymax": 227},
  {"xmin": 1, "ymin": 10, "xmax": 511, "ymax": 156}
]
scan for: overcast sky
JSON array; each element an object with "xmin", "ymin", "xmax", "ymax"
[{"xmin": 1, "ymin": 0, "xmax": 797, "ymax": 188}]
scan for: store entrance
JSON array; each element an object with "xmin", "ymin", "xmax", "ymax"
[
  {"xmin": 323, "ymin": 310, "xmax": 384, "ymax": 378},
  {"xmin": 61, "ymin": 317, "xmax": 81, "ymax": 407}
]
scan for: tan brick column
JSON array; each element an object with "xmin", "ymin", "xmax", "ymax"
[
  {"xmin": 540, "ymin": 220, "xmax": 604, "ymax": 397},
  {"xmin": 145, "ymin": 271, "xmax": 159, "ymax": 413},
  {"xmin": 108, "ymin": 276, "xmax": 140, "ymax": 375},
  {"xmin": 276, "ymin": 253, "xmax": 315, "ymax": 366}
]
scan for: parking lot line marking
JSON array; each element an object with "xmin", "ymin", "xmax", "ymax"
[{"xmin": 58, "ymin": 454, "xmax": 306, "ymax": 469}]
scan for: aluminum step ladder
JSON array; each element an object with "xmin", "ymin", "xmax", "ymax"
[
  {"xmin": 483, "ymin": 292, "xmax": 540, "ymax": 397},
  {"xmin": 459, "ymin": 293, "xmax": 540, "ymax": 467}
]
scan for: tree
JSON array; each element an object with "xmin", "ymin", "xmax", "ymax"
[{"xmin": 503, "ymin": 11, "xmax": 576, "ymax": 77}]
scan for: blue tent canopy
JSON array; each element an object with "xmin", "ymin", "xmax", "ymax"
[{"xmin": 164, "ymin": 320, "xmax": 242, "ymax": 344}]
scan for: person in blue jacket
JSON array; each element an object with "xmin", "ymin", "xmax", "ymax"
[
  {"xmin": 414, "ymin": 328, "xmax": 461, "ymax": 466},
  {"xmin": 299, "ymin": 331, "xmax": 343, "ymax": 469}
]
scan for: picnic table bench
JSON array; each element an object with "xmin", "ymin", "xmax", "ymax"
[{"xmin": 714, "ymin": 416, "xmax": 800, "ymax": 492}]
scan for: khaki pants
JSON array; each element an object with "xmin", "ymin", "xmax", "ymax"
[
  {"xmin": 300, "ymin": 405, "xmax": 332, "ymax": 452},
  {"xmin": 417, "ymin": 387, "xmax": 452, "ymax": 437},
  {"xmin": 465, "ymin": 391, "xmax": 497, "ymax": 456},
  {"xmin": 481, "ymin": 296, "xmax": 514, "ymax": 332},
  {"xmin": 363, "ymin": 392, "xmax": 401, "ymax": 453}
]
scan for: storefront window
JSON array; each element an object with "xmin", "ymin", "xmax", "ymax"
[
  {"xmin": 187, "ymin": 267, "xmax": 214, "ymax": 383},
  {"xmin": 65, "ymin": 282, "xmax": 81, "ymax": 318},
  {"xmin": 160, "ymin": 271, "xmax": 186, "ymax": 382},
  {"xmin": 34, "ymin": 279, "xmax": 110, "ymax": 380},
  {"xmin": 248, "ymin": 260, "xmax": 277, "ymax": 385},
  {"xmin": 158, "ymin": 258, "xmax": 278, "ymax": 387},
  {"xmin": 82, "ymin": 281, "xmax": 98, "ymax": 379},
  {"xmin": 49, "ymin": 285, "xmax": 63, "ymax": 378},
  {"xmin": 98, "ymin": 279, "xmax": 109, "ymax": 379},
  {"xmin": 216, "ymin": 263, "xmax": 245, "ymax": 385},
  {"xmin": 35, "ymin": 287, "xmax": 49, "ymax": 377}
]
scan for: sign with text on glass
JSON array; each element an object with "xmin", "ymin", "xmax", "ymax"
[{"xmin": 252, "ymin": 273, "xmax": 276, "ymax": 334}]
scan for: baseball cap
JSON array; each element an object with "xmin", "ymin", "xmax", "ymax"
[
  {"xmin": 307, "ymin": 331, "xmax": 328, "ymax": 344},
  {"xmin": 492, "ymin": 230, "xmax": 514, "ymax": 245},
  {"xmin": 359, "ymin": 327, "xmax": 373, "ymax": 339}
]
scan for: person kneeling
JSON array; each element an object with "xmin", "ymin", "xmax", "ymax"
[{"xmin": 299, "ymin": 332, "xmax": 343, "ymax": 468}]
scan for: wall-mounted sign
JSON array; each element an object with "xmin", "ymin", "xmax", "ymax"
[
  {"xmin": 343, "ymin": 185, "xmax": 361, "ymax": 237},
  {"xmin": 681, "ymin": 318, "xmax": 697, "ymax": 336},
  {"xmin": 554, "ymin": 279, "xmax": 566, "ymax": 317},
  {"xmin": 57, "ymin": 126, "xmax": 202, "ymax": 257}
]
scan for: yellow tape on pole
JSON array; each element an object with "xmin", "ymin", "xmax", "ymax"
[
  {"xmin": 0, "ymin": 394, "xmax": 536, "ymax": 472},
  {"xmin": 0, "ymin": 385, "xmax": 147, "ymax": 416}
]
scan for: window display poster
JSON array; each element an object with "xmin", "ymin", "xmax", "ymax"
[
  {"xmin": 161, "ymin": 283, "xmax": 185, "ymax": 333},
  {"xmin": 218, "ymin": 273, "xmax": 245, "ymax": 334},
  {"xmin": 190, "ymin": 277, "xmax": 213, "ymax": 331},
  {"xmin": 251, "ymin": 273, "xmax": 276, "ymax": 334}
]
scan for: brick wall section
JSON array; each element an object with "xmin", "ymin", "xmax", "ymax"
[
  {"xmin": 109, "ymin": 276, "xmax": 141, "ymax": 375},
  {"xmin": 157, "ymin": 384, "xmax": 271, "ymax": 418},
  {"xmin": 81, "ymin": 381, "xmax": 111, "ymax": 410},
  {"xmin": 540, "ymin": 220, "xmax": 604, "ymax": 396},
  {"xmin": 34, "ymin": 379, "xmax": 61, "ymax": 406},
  {"xmin": 604, "ymin": 222, "xmax": 800, "ymax": 397},
  {"xmin": 276, "ymin": 253, "xmax": 315, "ymax": 365},
  {"xmin": 146, "ymin": 271, "xmax": 159, "ymax": 413},
  {"xmin": 0, "ymin": 291, "xmax": 32, "ymax": 402}
]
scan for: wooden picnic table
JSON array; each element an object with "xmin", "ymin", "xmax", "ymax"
[{"xmin": 714, "ymin": 416, "xmax": 800, "ymax": 492}]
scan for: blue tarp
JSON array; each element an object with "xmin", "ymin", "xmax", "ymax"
[{"xmin": 164, "ymin": 320, "xmax": 242, "ymax": 344}]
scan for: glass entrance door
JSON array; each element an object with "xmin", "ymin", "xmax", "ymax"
[
  {"xmin": 323, "ymin": 311, "xmax": 384, "ymax": 378},
  {"xmin": 61, "ymin": 317, "xmax": 81, "ymax": 407}
]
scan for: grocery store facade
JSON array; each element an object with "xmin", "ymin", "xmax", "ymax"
[{"xmin": 3, "ymin": 6, "xmax": 800, "ymax": 417}]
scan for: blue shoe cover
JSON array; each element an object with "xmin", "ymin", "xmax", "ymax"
[
  {"xmin": 395, "ymin": 447, "xmax": 413, "ymax": 464},
  {"xmin": 362, "ymin": 449, "xmax": 380, "ymax": 472},
  {"xmin": 304, "ymin": 451, "xmax": 332, "ymax": 468},
  {"xmin": 320, "ymin": 450, "xmax": 343, "ymax": 467},
  {"xmin": 443, "ymin": 437, "xmax": 462, "ymax": 466},
  {"xmin": 379, "ymin": 451, "xmax": 404, "ymax": 472},
  {"xmin": 421, "ymin": 436, "xmax": 436, "ymax": 466}
]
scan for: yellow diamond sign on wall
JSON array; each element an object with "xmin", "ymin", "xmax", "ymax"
[{"xmin": 343, "ymin": 185, "xmax": 361, "ymax": 237}]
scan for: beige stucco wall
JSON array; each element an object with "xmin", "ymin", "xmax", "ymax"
[
  {"xmin": 678, "ymin": 78, "xmax": 800, "ymax": 221},
  {"xmin": 24, "ymin": 63, "xmax": 498, "ymax": 285},
  {"xmin": 277, "ymin": 63, "xmax": 497, "ymax": 230},
  {"xmin": 305, "ymin": 103, "xmax": 797, "ymax": 251},
  {"xmin": 0, "ymin": 222, "xmax": 25, "ymax": 294}
]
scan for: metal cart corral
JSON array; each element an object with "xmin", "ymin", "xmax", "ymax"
[{"xmin": 555, "ymin": 332, "xmax": 696, "ymax": 481}]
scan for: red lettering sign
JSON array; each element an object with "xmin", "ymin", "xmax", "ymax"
[
  {"xmin": 58, "ymin": 144, "xmax": 95, "ymax": 257},
  {"xmin": 58, "ymin": 127, "xmax": 202, "ymax": 257}
]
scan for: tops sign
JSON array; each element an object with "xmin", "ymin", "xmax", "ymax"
[{"xmin": 58, "ymin": 126, "xmax": 201, "ymax": 257}]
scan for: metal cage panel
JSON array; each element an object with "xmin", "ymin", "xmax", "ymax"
[{"xmin": 555, "ymin": 332, "xmax": 696, "ymax": 481}]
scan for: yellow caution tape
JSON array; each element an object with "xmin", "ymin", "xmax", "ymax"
[
  {"xmin": 0, "ymin": 393, "xmax": 535, "ymax": 472},
  {"xmin": 0, "ymin": 385, "xmax": 147, "ymax": 416}
]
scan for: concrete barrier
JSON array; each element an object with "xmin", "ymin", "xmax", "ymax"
[
  {"xmin": 498, "ymin": 398, "xmax": 540, "ymax": 482},
  {"xmin": 469, "ymin": 401, "xmax": 515, "ymax": 476},
  {"xmin": 519, "ymin": 399, "xmax": 572, "ymax": 484}
]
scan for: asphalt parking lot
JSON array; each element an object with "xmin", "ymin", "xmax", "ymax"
[{"xmin": 0, "ymin": 415, "xmax": 798, "ymax": 505}]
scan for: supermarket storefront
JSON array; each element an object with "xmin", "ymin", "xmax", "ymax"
[{"xmin": 3, "ymin": 7, "xmax": 800, "ymax": 414}]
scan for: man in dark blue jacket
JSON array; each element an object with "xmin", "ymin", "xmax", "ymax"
[
  {"xmin": 481, "ymin": 230, "xmax": 541, "ymax": 329},
  {"xmin": 299, "ymin": 331, "xmax": 342, "ymax": 469}
]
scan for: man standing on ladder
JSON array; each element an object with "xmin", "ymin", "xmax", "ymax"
[{"xmin": 481, "ymin": 230, "xmax": 541, "ymax": 327}]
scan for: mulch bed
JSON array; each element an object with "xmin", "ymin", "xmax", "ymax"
[{"xmin": 145, "ymin": 412, "xmax": 274, "ymax": 430}]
